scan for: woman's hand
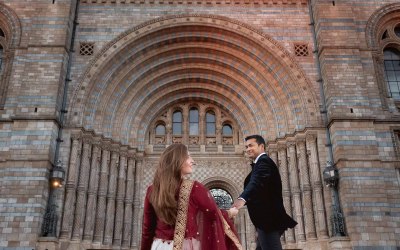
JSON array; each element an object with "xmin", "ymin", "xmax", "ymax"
[{"xmin": 227, "ymin": 207, "xmax": 239, "ymax": 218}]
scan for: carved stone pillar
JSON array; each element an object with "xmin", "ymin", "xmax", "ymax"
[
  {"xmin": 268, "ymin": 145, "xmax": 278, "ymax": 166},
  {"xmin": 131, "ymin": 157, "xmax": 144, "ymax": 247},
  {"xmin": 113, "ymin": 148, "xmax": 128, "ymax": 246},
  {"xmin": 166, "ymin": 109, "xmax": 172, "ymax": 145},
  {"xmin": 60, "ymin": 134, "xmax": 81, "ymax": 239},
  {"xmin": 71, "ymin": 136, "xmax": 92, "ymax": 240},
  {"xmin": 306, "ymin": 134, "xmax": 328, "ymax": 238},
  {"xmin": 215, "ymin": 109, "xmax": 222, "ymax": 145},
  {"xmin": 93, "ymin": 142, "xmax": 111, "ymax": 243},
  {"xmin": 297, "ymin": 138, "xmax": 317, "ymax": 240},
  {"xmin": 103, "ymin": 147, "xmax": 119, "ymax": 245},
  {"xmin": 199, "ymin": 108, "xmax": 205, "ymax": 145},
  {"xmin": 182, "ymin": 106, "xmax": 189, "ymax": 144},
  {"xmin": 287, "ymin": 141, "xmax": 305, "ymax": 241},
  {"xmin": 122, "ymin": 153, "xmax": 136, "ymax": 247},
  {"xmin": 83, "ymin": 140, "xmax": 101, "ymax": 241},
  {"xmin": 278, "ymin": 144, "xmax": 295, "ymax": 243}
]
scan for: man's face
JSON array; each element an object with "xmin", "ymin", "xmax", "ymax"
[{"xmin": 245, "ymin": 138, "xmax": 264, "ymax": 160}]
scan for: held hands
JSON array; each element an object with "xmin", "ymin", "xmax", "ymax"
[
  {"xmin": 232, "ymin": 199, "xmax": 246, "ymax": 210},
  {"xmin": 227, "ymin": 207, "xmax": 239, "ymax": 219}
]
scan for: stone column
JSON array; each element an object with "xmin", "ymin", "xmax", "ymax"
[
  {"xmin": 122, "ymin": 152, "xmax": 136, "ymax": 247},
  {"xmin": 83, "ymin": 139, "xmax": 101, "ymax": 242},
  {"xmin": 60, "ymin": 134, "xmax": 81, "ymax": 239},
  {"xmin": 113, "ymin": 148, "xmax": 128, "ymax": 246},
  {"xmin": 103, "ymin": 146, "xmax": 119, "ymax": 245},
  {"xmin": 166, "ymin": 109, "xmax": 172, "ymax": 145},
  {"xmin": 278, "ymin": 144, "xmax": 295, "ymax": 243},
  {"xmin": 199, "ymin": 108, "xmax": 205, "ymax": 145},
  {"xmin": 306, "ymin": 134, "xmax": 329, "ymax": 238},
  {"xmin": 93, "ymin": 142, "xmax": 111, "ymax": 243},
  {"xmin": 131, "ymin": 156, "xmax": 144, "ymax": 248},
  {"xmin": 268, "ymin": 144, "xmax": 278, "ymax": 166},
  {"xmin": 297, "ymin": 138, "xmax": 317, "ymax": 240},
  {"xmin": 287, "ymin": 141, "xmax": 305, "ymax": 241},
  {"xmin": 216, "ymin": 110, "xmax": 222, "ymax": 145},
  {"xmin": 71, "ymin": 136, "xmax": 92, "ymax": 240},
  {"xmin": 182, "ymin": 106, "xmax": 189, "ymax": 144}
]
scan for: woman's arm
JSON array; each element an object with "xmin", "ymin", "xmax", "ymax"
[{"xmin": 140, "ymin": 186, "xmax": 157, "ymax": 250}]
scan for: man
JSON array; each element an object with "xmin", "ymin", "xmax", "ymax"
[{"xmin": 233, "ymin": 135, "xmax": 297, "ymax": 250}]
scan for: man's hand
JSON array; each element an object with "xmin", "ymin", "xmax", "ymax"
[{"xmin": 232, "ymin": 198, "xmax": 246, "ymax": 209}]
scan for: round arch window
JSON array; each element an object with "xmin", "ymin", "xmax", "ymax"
[{"xmin": 210, "ymin": 188, "xmax": 233, "ymax": 209}]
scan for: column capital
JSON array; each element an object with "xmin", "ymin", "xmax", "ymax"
[
  {"xmin": 82, "ymin": 135, "xmax": 93, "ymax": 145},
  {"xmin": 286, "ymin": 140, "xmax": 296, "ymax": 147},
  {"xmin": 295, "ymin": 134, "xmax": 306, "ymax": 143},
  {"xmin": 306, "ymin": 133, "xmax": 318, "ymax": 143},
  {"xmin": 267, "ymin": 143, "xmax": 278, "ymax": 153},
  {"xmin": 71, "ymin": 132, "xmax": 82, "ymax": 141}
]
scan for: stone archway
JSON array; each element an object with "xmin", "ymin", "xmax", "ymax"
[
  {"xmin": 67, "ymin": 14, "xmax": 322, "ymax": 149},
  {"xmin": 62, "ymin": 13, "xmax": 328, "ymax": 250}
]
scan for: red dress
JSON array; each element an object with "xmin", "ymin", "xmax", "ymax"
[{"xmin": 141, "ymin": 181, "xmax": 241, "ymax": 250}]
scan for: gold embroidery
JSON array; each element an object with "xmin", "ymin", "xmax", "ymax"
[
  {"xmin": 173, "ymin": 179, "xmax": 194, "ymax": 250},
  {"xmin": 218, "ymin": 210, "xmax": 243, "ymax": 250}
]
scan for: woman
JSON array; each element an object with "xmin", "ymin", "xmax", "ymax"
[{"xmin": 141, "ymin": 143, "xmax": 242, "ymax": 250}]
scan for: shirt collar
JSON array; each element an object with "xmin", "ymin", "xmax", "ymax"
[{"xmin": 254, "ymin": 152, "xmax": 266, "ymax": 164}]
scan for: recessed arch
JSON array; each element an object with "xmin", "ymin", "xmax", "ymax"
[
  {"xmin": 0, "ymin": 3, "xmax": 21, "ymax": 48},
  {"xmin": 202, "ymin": 176, "xmax": 241, "ymax": 201},
  {"xmin": 68, "ymin": 14, "xmax": 321, "ymax": 149}
]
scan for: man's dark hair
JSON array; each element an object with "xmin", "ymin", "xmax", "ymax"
[{"xmin": 245, "ymin": 135, "xmax": 266, "ymax": 147}]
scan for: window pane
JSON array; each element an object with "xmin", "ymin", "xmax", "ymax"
[
  {"xmin": 384, "ymin": 49, "xmax": 400, "ymax": 99},
  {"xmin": 206, "ymin": 112, "xmax": 215, "ymax": 122},
  {"xmin": 394, "ymin": 61, "xmax": 400, "ymax": 71},
  {"xmin": 155, "ymin": 124, "xmax": 165, "ymax": 135},
  {"xmin": 189, "ymin": 108, "xmax": 199, "ymax": 122},
  {"xmin": 384, "ymin": 48, "xmax": 400, "ymax": 60},
  {"xmin": 384, "ymin": 61, "xmax": 394, "ymax": 70},
  {"xmin": 173, "ymin": 123, "xmax": 182, "ymax": 135},
  {"xmin": 206, "ymin": 112, "xmax": 216, "ymax": 135},
  {"xmin": 206, "ymin": 123, "xmax": 215, "ymax": 135},
  {"xmin": 223, "ymin": 125, "xmax": 232, "ymax": 135},
  {"xmin": 387, "ymin": 70, "xmax": 396, "ymax": 81},
  {"xmin": 189, "ymin": 123, "xmax": 198, "ymax": 135},
  {"xmin": 173, "ymin": 111, "xmax": 182, "ymax": 122}
]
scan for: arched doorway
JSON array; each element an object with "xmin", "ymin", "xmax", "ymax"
[{"xmin": 62, "ymin": 14, "xmax": 324, "ymax": 250}]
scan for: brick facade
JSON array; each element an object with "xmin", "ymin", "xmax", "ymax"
[{"xmin": 0, "ymin": 0, "xmax": 399, "ymax": 249}]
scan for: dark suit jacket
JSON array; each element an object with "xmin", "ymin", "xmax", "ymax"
[{"xmin": 239, "ymin": 154, "xmax": 297, "ymax": 232}]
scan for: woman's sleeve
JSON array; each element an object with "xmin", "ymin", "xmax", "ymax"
[{"xmin": 140, "ymin": 186, "xmax": 157, "ymax": 250}]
